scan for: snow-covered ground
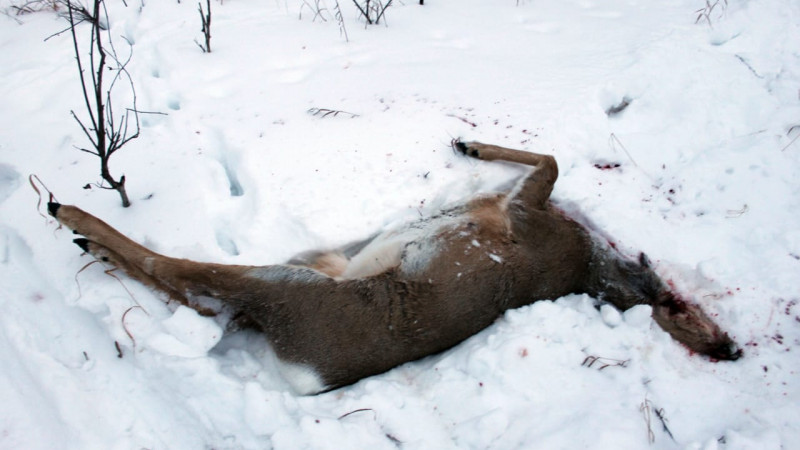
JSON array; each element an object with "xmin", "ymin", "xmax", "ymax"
[{"xmin": 1, "ymin": 0, "xmax": 799, "ymax": 448}]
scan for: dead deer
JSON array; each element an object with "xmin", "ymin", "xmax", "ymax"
[{"xmin": 48, "ymin": 141, "xmax": 740, "ymax": 394}]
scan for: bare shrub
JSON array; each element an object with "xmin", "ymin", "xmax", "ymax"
[
  {"xmin": 7, "ymin": 0, "xmax": 62, "ymax": 15},
  {"xmin": 53, "ymin": 0, "xmax": 140, "ymax": 207},
  {"xmin": 695, "ymin": 0, "xmax": 727, "ymax": 26},
  {"xmin": 195, "ymin": 0, "xmax": 211, "ymax": 53},
  {"xmin": 351, "ymin": 0, "xmax": 392, "ymax": 26}
]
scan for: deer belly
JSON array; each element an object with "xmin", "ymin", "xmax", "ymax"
[{"xmin": 340, "ymin": 217, "xmax": 454, "ymax": 279}]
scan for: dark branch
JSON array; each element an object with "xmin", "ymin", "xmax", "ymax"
[
  {"xmin": 374, "ymin": 0, "xmax": 392, "ymax": 24},
  {"xmin": 196, "ymin": 0, "xmax": 211, "ymax": 53},
  {"xmin": 59, "ymin": 0, "xmax": 137, "ymax": 207}
]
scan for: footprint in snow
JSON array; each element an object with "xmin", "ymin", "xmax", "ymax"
[{"xmin": 0, "ymin": 164, "xmax": 21, "ymax": 205}]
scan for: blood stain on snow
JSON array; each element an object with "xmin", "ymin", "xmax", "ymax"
[{"xmin": 593, "ymin": 162, "xmax": 621, "ymax": 170}]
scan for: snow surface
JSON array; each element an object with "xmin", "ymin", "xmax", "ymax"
[{"xmin": 1, "ymin": 0, "xmax": 799, "ymax": 448}]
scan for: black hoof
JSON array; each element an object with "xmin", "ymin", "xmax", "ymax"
[
  {"xmin": 47, "ymin": 202, "xmax": 61, "ymax": 217},
  {"xmin": 453, "ymin": 141, "xmax": 480, "ymax": 158},
  {"xmin": 73, "ymin": 238, "xmax": 90, "ymax": 252}
]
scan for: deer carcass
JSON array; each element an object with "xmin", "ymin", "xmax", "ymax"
[{"xmin": 48, "ymin": 141, "xmax": 740, "ymax": 394}]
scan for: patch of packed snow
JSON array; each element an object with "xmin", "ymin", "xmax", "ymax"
[{"xmin": 1, "ymin": 0, "xmax": 799, "ymax": 448}]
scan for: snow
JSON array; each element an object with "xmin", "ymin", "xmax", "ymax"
[{"xmin": 1, "ymin": 0, "xmax": 799, "ymax": 448}]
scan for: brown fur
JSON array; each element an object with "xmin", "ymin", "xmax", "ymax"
[{"xmin": 48, "ymin": 141, "xmax": 740, "ymax": 394}]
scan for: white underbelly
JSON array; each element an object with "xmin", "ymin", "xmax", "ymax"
[{"xmin": 340, "ymin": 215, "xmax": 458, "ymax": 279}]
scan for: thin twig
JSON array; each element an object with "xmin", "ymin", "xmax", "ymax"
[
  {"xmin": 734, "ymin": 54, "xmax": 763, "ymax": 79},
  {"xmin": 374, "ymin": 0, "xmax": 392, "ymax": 24},
  {"xmin": 609, "ymin": 133, "xmax": 637, "ymax": 167},
  {"xmin": 654, "ymin": 406, "xmax": 675, "ymax": 442},
  {"xmin": 446, "ymin": 114, "xmax": 478, "ymax": 128},
  {"xmin": 695, "ymin": 0, "xmax": 727, "ymax": 27},
  {"xmin": 74, "ymin": 260, "xmax": 101, "ymax": 299},
  {"xmin": 70, "ymin": 110, "xmax": 99, "ymax": 151},
  {"xmin": 334, "ymin": 0, "xmax": 349, "ymax": 42},
  {"xmin": 338, "ymin": 408, "xmax": 376, "ymax": 420},
  {"xmin": 640, "ymin": 397, "xmax": 655, "ymax": 444},
  {"xmin": 67, "ymin": 2, "xmax": 99, "ymax": 141},
  {"xmin": 195, "ymin": 0, "xmax": 211, "ymax": 53},
  {"xmin": 640, "ymin": 397, "xmax": 675, "ymax": 444},
  {"xmin": 307, "ymin": 107, "xmax": 359, "ymax": 118},
  {"xmin": 102, "ymin": 267, "xmax": 141, "ymax": 306},
  {"xmin": 581, "ymin": 355, "xmax": 630, "ymax": 370},
  {"xmin": 725, "ymin": 204, "xmax": 748, "ymax": 218},
  {"xmin": 351, "ymin": 0, "xmax": 371, "ymax": 24},
  {"xmin": 121, "ymin": 305, "xmax": 146, "ymax": 349},
  {"xmin": 28, "ymin": 174, "xmax": 58, "ymax": 220},
  {"xmin": 781, "ymin": 130, "xmax": 799, "ymax": 152},
  {"xmin": 300, "ymin": 0, "xmax": 328, "ymax": 22}
]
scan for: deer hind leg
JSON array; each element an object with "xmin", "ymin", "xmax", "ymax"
[
  {"xmin": 48, "ymin": 202, "xmax": 253, "ymax": 314},
  {"xmin": 455, "ymin": 140, "xmax": 558, "ymax": 210}
]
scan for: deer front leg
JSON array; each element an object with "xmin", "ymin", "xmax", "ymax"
[
  {"xmin": 454, "ymin": 140, "xmax": 556, "ymax": 168},
  {"xmin": 455, "ymin": 140, "xmax": 558, "ymax": 210}
]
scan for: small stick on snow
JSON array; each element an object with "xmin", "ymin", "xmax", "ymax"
[
  {"xmin": 608, "ymin": 133, "xmax": 637, "ymax": 167},
  {"xmin": 640, "ymin": 397, "xmax": 676, "ymax": 444},
  {"xmin": 447, "ymin": 114, "xmax": 478, "ymax": 128},
  {"xmin": 121, "ymin": 305, "xmax": 145, "ymax": 350},
  {"xmin": 781, "ymin": 126, "xmax": 800, "ymax": 152},
  {"xmin": 725, "ymin": 204, "xmax": 749, "ymax": 218},
  {"xmin": 29, "ymin": 174, "xmax": 59, "ymax": 221},
  {"xmin": 338, "ymin": 408, "xmax": 376, "ymax": 420},
  {"xmin": 308, "ymin": 108, "xmax": 359, "ymax": 118},
  {"xmin": 640, "ymin": 397, "xmax": 656, "ymax": 444},
  {"xmin": 581, "ymin": 355, "xmax": 629, "ymax": 370}
]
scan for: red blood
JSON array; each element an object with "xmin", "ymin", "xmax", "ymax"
[{"xmin": 593, "ymin": 163, "xmax": 621, "ymax": 170}]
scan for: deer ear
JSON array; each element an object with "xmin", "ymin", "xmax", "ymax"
[{"xmin": 638, "ymin": 252, "xmax": 651, "ymax": 268}]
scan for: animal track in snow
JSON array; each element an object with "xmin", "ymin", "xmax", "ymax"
[{"xmin": 0, "ymin": 164, "xmax": 21, "ymax": 205}]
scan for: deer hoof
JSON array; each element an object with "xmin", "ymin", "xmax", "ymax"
[
  {"xmin": 453, "ymin": 140, "xmax": 479, "ymax": 158},
  {"xmin": 47, "ymin": 202, "xmax": 61, "ymax": 217},
  {"xmin": 73, "ymin": 238, "xmax": 90, "ymax": 253}
]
